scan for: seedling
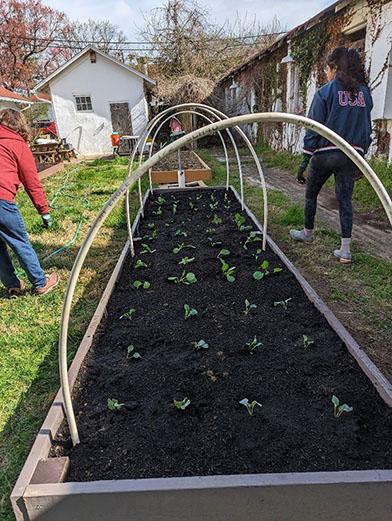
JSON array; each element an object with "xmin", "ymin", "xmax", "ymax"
[
  {"xmin": 223, "ymin": 192, "xmax": 231, "ymax": 209},
  {"xmin": 220, "ymin": 259, "xmax": 236, "ymax": 282},
  {"xmin": 246, "ymin": 336, "xmax": 263, "ymax": 353},
  {"xmin": 233, "ymin": 213, "xmax": 252, "ymax": 232},
  {"xmin": 143, "ymin": 229, "xmax": 158, "ymax": 240},
  {"xmin": 207, "ymin": 237, "xmax": 222, "ymax": 247},
  {"xmin": 178, "ymin": 256, "xmax": 195, "ymax": 266},
  {"xmin": 274, "ymin": 298, "xmax": 292, "ymax": 310},
  {"xmin": 120, "ymin": 308, "xmax": 136, "ymax": 320},
  {"xmin": 107, "ymin": 398, "xmax": 124, "ymax": 411},
  {"xmin": 147, "ymin": 223, "xmax": 155, "ymax": 229},
  {"xmin": 184, "ymin": 304, "xmax": 198, "ymax": 320},
  {"xmin": 332, "ymin": 395, "xmax": 353, "ymax": 418},
  {"xmin": 153, "ymin": 206, "xmax": 163, "ymax": 216},
  {"xmin": 303, "ymin": 335, "xmax": 314, "ymax": 349},
  {"xmin": 243, "ymin": 299, "xmax": 257, "ymax": 315},
  {"xmin": 173, "ymin": 243, "xmax": 196, "ymax": 254},
  {"xmin": 140, "ymin": 243, "xmax": 156, "ymax": 254},
  {"xmin": 239, "ymin": 398, "xmax": 262, "ymax": 416},
  {"xmin": 133, "ymin": 280, "xmax": 151, "ymax": 290},
  {"xmin": 172, "ymin": 200, "xmax": 179, "ymax": 215},
  {"xmin": 157, "ymin": 195, "xmax": 166, "ymax": 205},
  {"xmin": 192, "ymin": 339, "xmax": 209, "ymax": 349},
  {"xmin": 127, "ymin": 344, "xmax": 141, "ymax": 359},
  {"xmin": 253, "ymin": 248, "xmax": 262, "ymax": 261},
  {"xmin": 175, "ymin": 229, "xmax": 188, "ymax": 237},
  {"xmin": 243, "ymin": 231, "xmax": 262, "ymax": 250},
  {"xmin": 168, "ymin": 270, "xmax": 197, "ymax": 285},
  {"xmin": 135, "ymin": 259, "xmax": 147, "ymax": 269},
  {"xmin": 174, "ymin": 397, "xmax": 191, "ymax": 410},
  {"xmin": 206, "ymin": 227, "xmax": 215, "ymax": 235},
  {"xmin": 217, "ymin": 248, "xmax": 230, "ymax": 258},
  {"xmin": 253, "ymin": 260, "xmax": 282, "ymax": 280},
  {"xmin": 212, "ymin": 214, "xmax": 222, "ymax": 225}
]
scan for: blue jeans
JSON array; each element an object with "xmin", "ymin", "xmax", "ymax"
[
  {"xmin": 305, "ymin": 151, "xmax": 357, "ymax": 238},
  {"xmin": 0, "ymin": 200, "xmax": 46, "ymax": 289}
]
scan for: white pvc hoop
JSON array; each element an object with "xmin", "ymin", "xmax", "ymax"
[{"xmin": 59, "ymin": 112, "xmax": 392, "ymax": 446}]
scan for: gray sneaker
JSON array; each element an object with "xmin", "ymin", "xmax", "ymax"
[
  {"xmin": 333, "ymin": 249, "xmax": 352, "ymax": 264},
  {"xmin": 289, "ymin": 229, "xmax": 314, "ymax": 243}
]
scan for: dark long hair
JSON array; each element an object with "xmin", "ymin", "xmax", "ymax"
[{"xmin": 326, "ymin": 47, "xmax": 368, "ymax": 94}]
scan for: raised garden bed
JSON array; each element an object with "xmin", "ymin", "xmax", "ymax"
[
  {"xmin": 151, "ymin": 150, "xmax": 212, "ymax": 184},
  {"xmin": 12, "ymin": 187, "xmax": 392, "ymax": 521}
]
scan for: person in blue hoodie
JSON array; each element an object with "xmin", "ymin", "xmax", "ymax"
[{"xmin": 290, "ymin": 47, "xmax": 373, "ymax": 263}]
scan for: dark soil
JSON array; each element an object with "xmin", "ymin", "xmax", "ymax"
[
  {"xmin": 53, "ymin": 188, "xmax": 392, "ymax": 482},
  {"xmin": 152, "ymin": 150, "xmax": 206, "ymax": 171}
]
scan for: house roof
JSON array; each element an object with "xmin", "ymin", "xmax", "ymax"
[
  {"xmin": 0, "ymin": 87, "xmax": 30, "ymax": 104},
  {"xmin": 28, "ymin": 91, "xmax": 51, "ymax": 103},
  {"xmin": 218, "ymin": 0, "xmax": 349, "ymax": 84},
  {"xmin": 34, "ymin": 46, "xmax": 156, "ymax": 91}
]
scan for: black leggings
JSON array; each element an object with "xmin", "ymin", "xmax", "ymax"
[{"xmin": 304, "ymin": 151, "xmax": 357, "ymax": 238}]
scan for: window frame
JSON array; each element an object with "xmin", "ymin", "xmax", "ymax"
[{"xmin": 74, "ymin": 95, "xmax": 94, "ymax": 112}]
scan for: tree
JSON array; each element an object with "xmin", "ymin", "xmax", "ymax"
[
  {"xmin": 0, "ymin": 0, "xmax": 71, "ymax": 91},
  {"xmin": 69, "ymin": 19, "xmax": 128, "ymax": 61},
  {"xmin": 142, "ymin": 0, "xmax": 283, "ymax": 81}
]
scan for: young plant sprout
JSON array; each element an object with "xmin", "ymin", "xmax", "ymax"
[
  {"xmin": 332, "ymin": 395, "xmax": 353, "ymax": 418},
  {"xmin": 217, "ymin": 248, "xmax": 230, "ymax": 258},
  {"xmin": 107, "ymin": 398, "xmax": 124, "ymax": 411},
  {"xmin": 174, "ymin": 397, "xmax": 191, "ymax": 410},
  {"xmin": 172, "ymin": 202, "xmax": 178, "ymax": 215},
  {"xmin": 303, "ymin": 335, "xmax": 314, "ymax": 349},
  {"xmin": 246, "ymin": 336, "xmax": 263, "ymax": 353},
  {"xmin": 135, "ymin": 259, "xmax": 147, "ymax": 269},
  {"xmin": 243, "ymin": 231, "xmax": 262, "ymax": 250},
  {"xmin": 207, "ymin": 237, "xmax": 222, "ymax": 247},
  {"xmin": 192, "ymin": 339, "xmax": 209, "ymax": 349},
  {"xmin": 143, "ymin": 229, "xmax": 158, "ymax": 241},
  {"xmin": 184, "ymin": 304, "xmax": 198, "ymax": 320},
  {"xmin": 206, "ymin": 227, "xmax": 215, "ymax": 235},
  {"xmin": 133, "ymin": 280, "xmax": 151, "ymax": 290},
  {"xmin": 233, "ymin": 213, "xmax": 246, "ymax": 231},
  {"xmin": 274, "ymin": 298, "xmax": 292, "ymax": 310},
  {"xmin": 253, "ymin": 248, "xmax": 262, "ymax": 261},
  {"xmin": 173, "ymin": 243, "xmax": 196, "ymax": 254},
  {"xmin": 127, "ymin": 344, "xmax": 141, "ymax": 359},
  {"xmin": 178, "ymin": 256, "xmax": 195, "ymax": 266},
  {"xmin": 140, "ymin": 243, "xmax": 156, "ymax": 254},
  {"xmin": 220, "ymin": 259, "xmax": 236, "ymax": 282},
  {"xmin": 243, "ymin": 299, "xmax": 257, "ymax": 315},
  {"xmin": 175, "ymin": 229, "xmax": 188, "ymax": 237},
  {"xmin": 157, "ymin": 195, "xmax": 166, "ymax": 205},
  {"xmin": 212, "ymin": 214, "xmax": 222, "ymax": 225},
  {"xmin": 239, "ymin": 398, "xmax": 262, "ymax": 416},
  {"xmin": 253, "ymin": 260, "xmax": 283, "ymax": 280},
  {"xmin": 147, "ymin": 223, "xmax": 156, "ymax": 229},
  {"xmin": 120, "ymin": 308, "xmax": 136, "ymax": 320},
  {"xmin": 153, "ymin": 206, "xmax": 163, "ymax": 216},
  {"xmin": 168, "ymin": 270, "xmax": 197, "ymax": 285}
]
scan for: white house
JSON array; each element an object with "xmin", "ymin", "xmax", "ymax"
[{"xmin": 34, "ymin": 46, "xmax": 156, "ymax": 157}]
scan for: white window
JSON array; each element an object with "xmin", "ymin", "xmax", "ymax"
[{"xmin": 74, "ymin": 95, "xmax": 93, "ymax": 111}]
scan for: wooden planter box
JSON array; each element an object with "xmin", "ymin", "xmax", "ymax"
[
  {"xmin": 11, "ymin": 187, "xmax": 392, "ymax": 521},
  {"xmin": 151, "ymin": 150, "xmax": 212, "ymax": 184}
]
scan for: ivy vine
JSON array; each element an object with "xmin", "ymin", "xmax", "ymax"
[{"xmin": 291, "ymin": 24, "xmax": 328, "ymax": 104}]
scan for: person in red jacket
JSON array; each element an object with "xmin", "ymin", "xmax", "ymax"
[{"xmin": 0, "ymin": 108, "xmax": 59, "ymax": 297}]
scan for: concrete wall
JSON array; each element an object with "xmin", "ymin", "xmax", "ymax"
[{"xmin": 49, "ymin": 53, "xmax": 149, "ymax": 156}]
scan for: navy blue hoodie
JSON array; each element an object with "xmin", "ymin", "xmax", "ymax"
[{"xmin": 303, "ymin": 78, "xmax": 373, "ymax": 156}]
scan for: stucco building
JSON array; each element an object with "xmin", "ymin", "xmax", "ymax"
[{"xmin": 34, "ymin": 46, "xmax": 156, "ymax": 157}]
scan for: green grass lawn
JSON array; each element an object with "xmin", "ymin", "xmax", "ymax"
[
  {"xmin": 0, "ymin": 157, "xmax": 142, "ymax": 520},
  {"xmin": 199, "ymin": 148, "xmax": 392, "ymax": 381}
]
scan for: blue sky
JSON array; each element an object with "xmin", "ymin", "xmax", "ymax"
[{"xmin": 46, "ymin": 0, "xmax": 337, "ymax": 39}]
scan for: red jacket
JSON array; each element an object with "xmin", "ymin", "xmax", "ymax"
[{"xmin": 0, "ymin": 124, "xmax": 49, "ymax": 214}]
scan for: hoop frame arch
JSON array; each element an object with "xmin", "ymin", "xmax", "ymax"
[{"xmin": 59, "ymin": 112, "xmax": 392, "ymax": 446}]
